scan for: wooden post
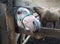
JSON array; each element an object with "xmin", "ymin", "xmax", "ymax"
[
  {"xmin": 4, "ymin": 2, "xmax": 16, "ymax": 44},
  {"xmin": 0, "ymin": 3, "xmax": 9, "ymax": 44},
  {"xmin": 17, "ymin": 26, "xmax": 60, "ymax": 39}
]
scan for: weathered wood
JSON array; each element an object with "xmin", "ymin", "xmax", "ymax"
[
  {"xmin": 18, "ymin": 27, "xmax": 60, "ymax": 39},
  {"xmin": 0, "ymin": 3, "xmax": 9, "ymax": 44},
  {"xmin": 4, "ymin": 0, "xmax": 16, "ymax": 44},
  {"xmin": 4, "ymin": 4, "xmax": 16, "ymax": 44},
  {"xmin": 40, "ymin": 27, "xmax": 60, "ymax": 39},
  {"xmin": 0, "ymin": 0, "xmax": 7, "ymax": 3}
]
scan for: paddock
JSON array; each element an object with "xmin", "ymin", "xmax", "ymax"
[{"xmin": 0, "ymin": 0, "xmax": 60, "ymax": 44}]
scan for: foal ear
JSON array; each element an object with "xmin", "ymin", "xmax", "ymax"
[{"xmin": 33, "ymin": 7, "xmax": 44, "ymax": 20}]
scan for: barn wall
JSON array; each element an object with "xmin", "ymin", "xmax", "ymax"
[{"xmin": 15, "ymin": 0, "xmax": 60, "ymax": 8}]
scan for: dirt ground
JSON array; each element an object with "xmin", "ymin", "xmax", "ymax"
[{"xmin": 26, "ymin": 37, "xmax": 60, "ymax": 44}]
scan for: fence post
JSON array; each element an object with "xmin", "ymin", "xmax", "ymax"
[{"xmin": 4, "ymin": 1, "xmax": 16, "ymax": 44}]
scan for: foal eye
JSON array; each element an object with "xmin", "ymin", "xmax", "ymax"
[{"xmin": 17, "ymin": 11, "xmax": 21, "ymax": 14}]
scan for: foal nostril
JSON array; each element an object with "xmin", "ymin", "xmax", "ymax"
[
  {"xmin": 17, "ymin": 11, "xmax": 21, "ymax": 14},
  {"xmin": 33, "ymin": 21, "xmax": 35, "ymax": 25},
  {"xmin": 20, "ymin": 19, "xmax": 21, "ymax": 21}
]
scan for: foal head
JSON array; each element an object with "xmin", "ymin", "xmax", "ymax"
[{"xmin": 16, "ymin": 7, "xmax": 41, "ymax": 33}]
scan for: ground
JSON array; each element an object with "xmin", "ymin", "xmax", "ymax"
[{"xmin": 26, "ymin": 37, "xmax": 60, "ymax": 44}]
